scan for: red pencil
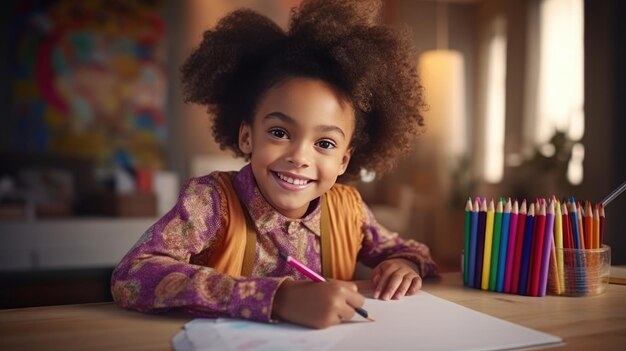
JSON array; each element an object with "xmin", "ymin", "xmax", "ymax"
[
  {"xmin": 529, "ymin": 200, "xmax": 546, "ymax": 296},
  {"xmin": 561, "ymin": 203, "xmax": 572, "ymax": 249}
]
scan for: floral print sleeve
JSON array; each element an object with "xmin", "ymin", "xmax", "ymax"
[
  {"xmin": 110, "ymin": 174, "xmax": 287, "ymax": 322},
  {"xmin": 357, "ymin": 202, "xmax": 438, "ymax": 278}
]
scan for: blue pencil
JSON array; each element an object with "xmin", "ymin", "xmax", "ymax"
[
  {"xmin": 468, "ymin": 199, "xmax": 479, "ymax": 288},
  {"xmin": 519, "ymin": 203, "xmax": 535, "ymax": 295},
  {"xmin": 475, "ymin": 199, "xmax": 487, "ymax": 289},
  {"xmin": 496, "ymin": 198, "xmax": 511, "ymax": 292}
]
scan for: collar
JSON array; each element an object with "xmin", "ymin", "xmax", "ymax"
[{"xmin": 232, "ymin": 164, "xmax": 322, "ymax": 237}]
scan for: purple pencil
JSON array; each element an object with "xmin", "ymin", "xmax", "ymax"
[{"xmin": 539, "ymin": 200, "xmax": 555, "ymax": 296}]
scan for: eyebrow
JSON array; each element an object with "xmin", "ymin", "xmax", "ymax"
[{"xmin": 264, "ymin": 112, "xmax": 347, "ymax": 139}]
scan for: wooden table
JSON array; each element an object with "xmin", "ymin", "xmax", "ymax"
[{"xmin": 1, "ymin": 272, "xmax": 624, "ymax": 350}]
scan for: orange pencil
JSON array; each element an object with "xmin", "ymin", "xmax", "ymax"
[{"xmin": 583, "ymin": 201, "xmax": 593, "ymax": 249}]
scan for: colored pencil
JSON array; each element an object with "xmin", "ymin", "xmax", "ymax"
[
  {"xmin": 279, "ymin": 252, "xmax": 374, "ymax": 321},
  {"xmin": 539, "ymin": 200, "xmax": 555, "ymax": 296},
  {"xmin": 554, "ymin": 199, "xmax": 564, "ymax": 289},
  {"xmin": 593, "ymin": 205, "xmax": 600, "ymax": 249},
  {"xmin": 496, "ymin": 198, "xmax": 511, "ymax": 292},
  {"xmin": 468, "ymin": 198, "xmax": 480, "ymax": 288},
  {"xmin": 481, "ymin": 199, "xmax": 496, "ymax": 290},
  {"xmin": 561, "ymin": 202, "xmax": 573, "ymax": 293},
  {"xmin": 504, "ymin": 199, "xmax": 519, "ymax": 293},
  {"xmin": 577, "ymin": 203, "xmax": 585, "ymax": 249},
  {"xmin": 561, "ymin": 203, "xmax": 572, "ymax": 249},
  {"xmin": 475, "ymin": 199, "xmax": 488, "ymax": 289},
  {"xmin": 519, "ymin": 202, "xmax": 535, "ymax": 295},
  {"xmin": 485, "ymin": 199, "xmax": 499, "ymax": 290},
  {"xmin": 581, "ymin": 201, "xmax": 594, "ymax": 249},
  {"xmin": 569, "ymin": 200, "xmax": 582, "ymax": 250},
  {"xmin": 529, "ymin": 200, "xmax": 546, "ymax": 296},
  {"xmin": 549, "ymin": 236, "xmax": 562, "ymax": 295},
  {"xmin": 511, "ymin": 200, "xmax": 527, "ymax": 294},
  {"xmin": 599, "ymin": 205, "xmax": 605, "ymax": 246},
  {"xmin": 568, "ymin": 200, "xmax": 587, "ymax": 293},
  {"xmin": 464, "ymin": 198, "xmax": 473, "ymax": 284}
]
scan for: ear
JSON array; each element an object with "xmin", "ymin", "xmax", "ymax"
[
  {"xmin": 238, "ymin": 122, "xmax": 253, "ymax": 154},
  {"xmin": 337, "ymin": 148, "xmax": 353, "ymax": 176}
]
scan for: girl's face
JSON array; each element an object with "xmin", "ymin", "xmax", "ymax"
[{"xmin": 239, "ymin": 77, "xmax": 355, "ymax": 219}]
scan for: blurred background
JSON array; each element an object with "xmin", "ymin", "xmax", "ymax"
[{"xmin": 1, "ymin": 0, "xmax": 624, "ymax": 308}]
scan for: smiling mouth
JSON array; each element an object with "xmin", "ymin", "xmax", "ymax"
[{"xmin": 274, "ymin": 172, "xmax": 313, "ymax": 186}]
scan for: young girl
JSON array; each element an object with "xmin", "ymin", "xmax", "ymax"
[{"xmin": 111, "ymin": 0, "xmax": 437, "ymax": 329}]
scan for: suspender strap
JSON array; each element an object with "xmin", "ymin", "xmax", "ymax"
[
  {"xmin": 320, "ymin": 195, "xmax": 333, "ymax": 279},
  {"xmin": 239, "ymin": 191, "xmax": 333, "ymax": 278},
  {"xmin": 241, "ymin": 206, "xmax": 257, "ymax": 277}
]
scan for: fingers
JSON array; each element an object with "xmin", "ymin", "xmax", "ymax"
[
  {"xmin": 273, "ymin": 279, "xmax": 371, "ymax": 329},
  {"xmin": 406, "ymin": 275, "xmax": 422, "ymax": 295},
  {"xmin": 372, "ymin": 259, "xmax": 423, "ymax": 300},
  {"xmin": 376, "ymin": 266, "xmax": 402, "ymax": 300}
]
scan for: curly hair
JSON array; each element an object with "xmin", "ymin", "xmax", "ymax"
[{"xmin": 181, "ymin": 0, "xmax": 426, "ymax": 181}]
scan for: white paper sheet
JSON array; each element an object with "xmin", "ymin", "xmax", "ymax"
[{"xmin": 172, "ymin": 291, "xmax": 563, "ymax": 351}]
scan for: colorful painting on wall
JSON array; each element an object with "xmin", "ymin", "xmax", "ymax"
[{"xmin": 10, "ymin": 0, "xmax": 168, "ymax": 170}]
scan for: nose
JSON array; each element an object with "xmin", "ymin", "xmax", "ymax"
[{"xmin": 285, "ymin": 143, "xmax": 310, "ymax": 168}]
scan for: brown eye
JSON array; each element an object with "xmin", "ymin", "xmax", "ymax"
[
  {"xmin": 269, "ymin": 128, "xmax": 288, "ymax": 139},
  {"xmin": 316, "ymin": 140, "xmax": 336, "ymax": 150}
]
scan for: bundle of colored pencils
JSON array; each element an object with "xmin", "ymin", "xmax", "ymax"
[{"xmin": 463, "ymin": 196, "xmax": 606, "ymax": 297}]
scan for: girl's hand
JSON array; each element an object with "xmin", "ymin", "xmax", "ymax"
[
  {"xmin": 371, "ymin": 258, "xmax": 422, "ymax": 300},
  {"xmin": 272, "ymin": 279, "xmax": 365, "ymax": 329}
]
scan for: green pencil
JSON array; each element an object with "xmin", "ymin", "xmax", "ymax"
[
  {"xmin": 489, "ymin": 198, "xmax": 504, "ymax": 290},
  {"xmin": 464, "ymin": 198, "xmax": 473, "ymax": 285}
]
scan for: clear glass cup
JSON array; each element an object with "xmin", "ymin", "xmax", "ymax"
[{"xmin": 549, "ymin": 245, "xmax": 611, "ymax": 296}]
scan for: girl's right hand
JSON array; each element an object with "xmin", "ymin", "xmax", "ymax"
[{"xmin": 272, "ymin": 279, "xmax": 365, "ymax": 329}]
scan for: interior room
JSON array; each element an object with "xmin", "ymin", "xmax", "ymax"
[{"xmin": 1, "ymin": 0, "xmax": 624, "ymax": 309}]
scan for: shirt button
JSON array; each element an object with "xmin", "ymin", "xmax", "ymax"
[{"xmin": 286, "ymin": 221, "xmax": 299, "ymax": 236}]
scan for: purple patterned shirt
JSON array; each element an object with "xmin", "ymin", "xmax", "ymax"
[{"xmin": 111, "ymin": 164, "xmax": 437, "ymax": 322}]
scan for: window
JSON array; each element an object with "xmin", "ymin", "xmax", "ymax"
[
  {"xmin": 481, "ymin": 16, "xmax": 507, "ymax": 183},
  {"xmin": 526, "ymin": 0, "xmax": 584, "ymax": 184}
]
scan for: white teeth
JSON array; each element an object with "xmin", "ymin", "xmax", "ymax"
[{"xmin": 277, "ymin": 172, "xmax": 309, "ymax": 185}]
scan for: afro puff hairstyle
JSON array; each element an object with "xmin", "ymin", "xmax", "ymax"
[{"xmin": 181, "ymin": 0, "xmax": 426, "ymax": 181}]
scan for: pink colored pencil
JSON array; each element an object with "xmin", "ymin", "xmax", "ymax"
[
  {"xmin": 539, "ymin": 200, "xmax": 555, "ymax": 296},
  {"xmin": 511, "ymin": 199, "xmax": 527, "ymax": 294}
]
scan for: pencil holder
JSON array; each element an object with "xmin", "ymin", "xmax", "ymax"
[{"xmin": 548, "ymin": 245, "xmax": 611, "ymax": 297}]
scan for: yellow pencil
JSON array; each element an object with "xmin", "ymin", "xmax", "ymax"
[
  {"xmin": 554, "ymin": 198, "xmax": 564, "ymax": 290},
  {"xmin": 481, "ymin": 199, "xmax": 496, "ymax": 290}
]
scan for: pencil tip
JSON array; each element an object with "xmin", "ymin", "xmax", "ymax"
[{"xmin": 367, "ymin": 316, "xmax": 375, "ymax": 322}]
